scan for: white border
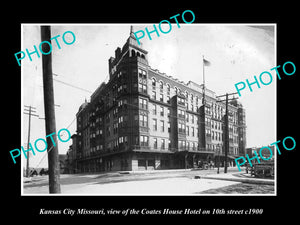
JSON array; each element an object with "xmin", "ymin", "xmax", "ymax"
[{"xmin": 21, "ymin": 23, "xmax": 277, "ymax": 196}]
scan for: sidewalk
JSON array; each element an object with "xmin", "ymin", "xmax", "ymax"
[{"xmin": 197, "ymin": 172, "xmax": 274, "ymax": 185}]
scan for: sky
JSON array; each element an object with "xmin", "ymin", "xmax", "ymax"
[{"xmin": 21, "ymin": 23, "xmax": 276, "ymax": 169}]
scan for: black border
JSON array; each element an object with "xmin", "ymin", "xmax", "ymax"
[{"xmin": 4, "ymin": 4, "xmax": 298, "ymax": 221}]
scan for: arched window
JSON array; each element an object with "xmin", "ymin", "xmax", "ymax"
[
  {"xmin": 159, "ymin": 81, "xmax": 164, "ymax": 89},
  {"xmin": 152, "ymin": 78, "xmax": 156, "ymax": 86},
  {"xmin": 141, "ymin": 54, "xmax": 145, "ymax": 59},
  {"xmin": 137, "ymin": 52, "xmax": 140, "ymax": 57},
  {"xmin": 131, "ymin": 49, "xmax": 136, "ymax": 57},
  {"xmin": 178, "ymin": 88, "xmax": 182, "ymax": 95},
  {"xmin": 166, "ymin": 84, "xmax": 170, "ymax": 92},
  {"xmin": 174, "ymin": 87, "xmax": 178, "ymax": 94}
]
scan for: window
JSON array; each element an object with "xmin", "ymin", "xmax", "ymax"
[
  {"xmin": 206, "ymin": 129, "xmax": 211, "ymax": 137},
  {"xmin": 132, "ymin": 50, "xmax": 136, "ymax": 57},
  {"xmin": 167, "ymin": 96, "xmax": 170, "ymax": 103},
  {"xmin": 205, "ymin": 117, "xmax": 211, "ymax": 126},
  {"xmin": 168, "ymin": 122, "xmax": 171, "ymax": 133},
  {"xmin": 138, "ymin": 83, "xmax": 147, "ymax": 94},
  {"xmin": 139, "ymin": 114, "xmax": 148, "ymax": 127},
  {"xmin": 178, "ymin": 97, "xmax": 185, "ymax": 105},
  {"xmin": 191, "ymin": 127, "xmax": 195, "ymax": 137},
  {"xmin": 179, "ymin": 140, "xmax": 186, "ymax": 150},
  {"xmin": 113, "ymin": 122, "xmax": 118, "ymax": 134},
  {"xmin": 186, "ymin": 126, "xmax": 189, "ymax": 136},
  {"xmin": 138, "ymin": 159, "xmax": 146, "ymax": 167},
  {"xmin": 105, "ymin": 113, "xmax": 110, "ymax": 123},
  {"xmin": 152, "ymin": 91, "xmax": 156, "ymax": 100},
  {"xmin": 140, "ymin": 135, "xmax": 149, "ymax": 146},
  {"xmin": 167, "ymin": 84, "xmax": 170, "ymax": 93},
  {"xmin": 106, "ymin": 126, "xmax": 111, "ymax": 137},
  {"xmin": 113, "ymin": 108, "xmax": 118, "ymax": 118},
  {"xmin": 139, "ymin": 98, "xmax": 147, "ymax": 109},
  {"xmin": 160, "ymin": 93, "xmax": 163, "ymax": 102},
  {"xmin": 178, "ymin": 109, "xmax": 185, "ymax": 119},
  {"xmin": 161, "ymin": 120, "xmax": 164, "ymax": 132},
  {"xmin": 160, "ymin": 106, "xmax": 164, "ymax": 116},
  {"xmin": 154, "ymin": 138, "xmax": 157, "ymax": 149},
  {"xmin": 153, "ymin": 104, "xmax": 157, "ymax": 115},
  {"xmin": 161, "ymin": 139, "xmax": 165, "ymax": 149},
  {"xmin": 152, "ymin": 78, "xmax": 156, "ymax": 87},
  {"xmin": 192, "ymin": 142, "xmax": 196, "ymax": 150},
  {"xmin": 168, "ymin": 140, "xmax": 171, "ymax": 149},
  {"xmin": 178, "ymin": 123, "xmax": 185, "ymax": 133},
  {"xmin": 159, "ymin": 81, "xmax": 163, "ymax": 89},
  {"xmin": 118, "ymin": 99, "xmax": 127, "ymax": 108},
  {"xmin": 167, "ymin": 108, "xmax": 170, "ymax": 116},
  {"xmin": 138, "ymin": 68, "xmax": 147, "ymax": 79},
  {"xmin": 153, "ymin": 119, "xmax": 157, "ymax": 131},
  {"xmin": 175, "ymin": 87, "xmax": 178, "ymax": 94},
  {"xmin": 118, "ymin": 116, "xmax": 123, "ymax": 124}
]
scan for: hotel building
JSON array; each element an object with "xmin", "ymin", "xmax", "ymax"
[{"xmin": 67, "ymin": 26, "xmax": 246, "ymax": 172}]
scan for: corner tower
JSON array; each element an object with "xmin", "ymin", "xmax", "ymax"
[{"xmin": 108, "ymin": 26, "xmax": 148, "ymax": 79}]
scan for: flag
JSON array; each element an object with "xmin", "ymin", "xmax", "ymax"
[{"xmin": 203, "ymin": 58, "xmax": 211, "ymax": 66}]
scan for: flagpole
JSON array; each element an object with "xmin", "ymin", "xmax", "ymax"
[{"xmin": 202, "ymin": 55, "xmax": 206, "ymax": 153}]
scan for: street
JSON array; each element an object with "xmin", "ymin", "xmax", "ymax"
[{"xmin": 23, "ymin": 167, "xmax": 274, "ymax": 195}]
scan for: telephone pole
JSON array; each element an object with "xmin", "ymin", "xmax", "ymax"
[
  {"xmin": 216, "ymin": 92, "xmax": 238, "ymax": 173},
  {"xmin": 41, "ymin": 25, "xmax": 61, "ymax": 193},
  {"xmin": 24, "ymin": 105, "xmax": 39, "ymax": 177}
]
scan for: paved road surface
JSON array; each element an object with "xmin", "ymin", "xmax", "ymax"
[{"xmin": 22, "ymin": 167, "xmax": 258, "ymax": 195}]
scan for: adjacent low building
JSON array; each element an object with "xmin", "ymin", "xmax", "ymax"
[{"xmin": 67, "ymin": 26, "xmax": 246, "ymax": 173}]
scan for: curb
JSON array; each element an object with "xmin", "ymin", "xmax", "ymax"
[
  {"xmin": 195, "ymin": 175, "xmax": 274, "ymax": 185},
  {"xmin": 119, "ymin": 169, "xmax": 193, "ymax": 174}
]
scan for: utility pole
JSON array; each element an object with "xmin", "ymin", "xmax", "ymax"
[
  {"xmin": 41, "ymin": 25, "xmax": 61, "ymax": 193},
  {"xmin": 24, "ymin": 105, "xmax": 39, "ymax": 177},
  {"xmin": 217, "ymin": 143, "xmax": 221, "ymax": 174},
  {"xmin": 201, "ymin": 56, "xmax": 210, "ymax": 152},
  {"xmin": 216, "ymin": 92, "xmax": 238, "ymax": 173}
]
